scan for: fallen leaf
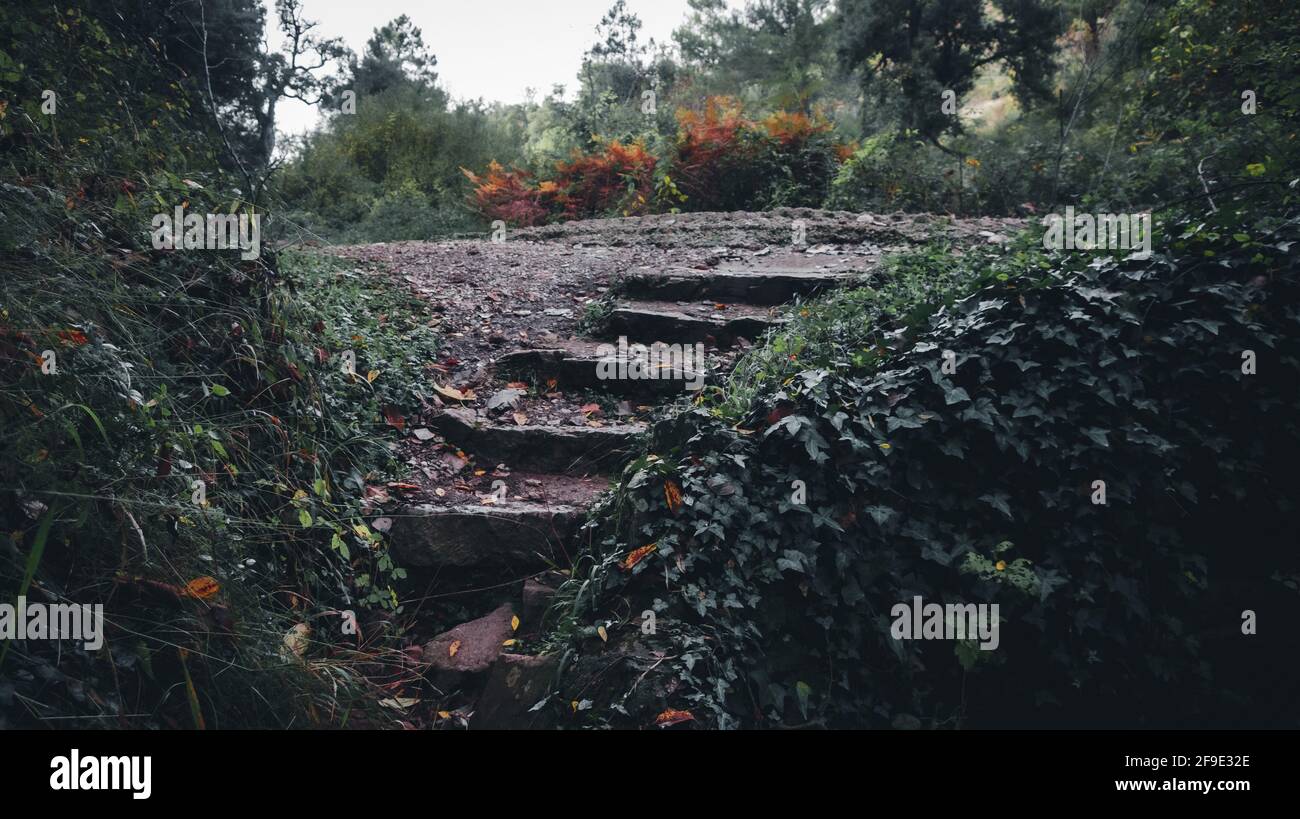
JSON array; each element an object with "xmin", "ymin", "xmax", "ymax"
[
  {"xmin": 655, "ymin": 709, "xmax": 695, "ymax": 727},
  {"xmin": 382, "ymin": 405, "xmax": 405, "ymax": 431},
  {"xmin": 664, "ymin": 480, "xmax": 684, "ymax": 513},
  {"xmin": 366, "ymin": 369, "xmax": 380, "ymax": 383},
  {"xmin": 434, "ymin": 383, "xmax": 474, "ymax": 402},
  {"xmin": 448, "ymin": 640, "xmax": 461, "ymax": 657},
  {"xmin": 282, "ymin": 623, "xmax": 311, "ymax": 660},
  {"xmin": 597, "ymin": 625, "xmax": 608, "ymax": 642},
  {"xmin": 185, "ymin": 576, "xmax": 221, "ymax": 599},
  {"xmin": 511, "ymin": 615, "xmax": 520, "ymax": 632},
  {"xmin": 620, "ymin": 543, "xmax": 658, "ymax": 571},
  {"xmin": 512, "ymin": 411, "xmax": 528, "ymax": 426}
]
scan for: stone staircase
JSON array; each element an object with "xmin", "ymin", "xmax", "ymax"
[{"xmin": 388, "ymin": 254, "xmax": 866, "ymax": 726}]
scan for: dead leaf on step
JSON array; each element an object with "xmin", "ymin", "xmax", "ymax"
[
  {"xmin": 434, "ymin": 487, "xmax": 446, "ymax": 497},
  {"xmin": 512, "ymin": 411, "xmax": 528, "ymax": 426},
  {"xmin": 448, "ymin": 640, "xmax": 461, "ymax": 657},
  {"xmin": 434, "ymin": 383, "xmax": 475, "ymax": 402},
  {"xmin": 479, "ymin": 494, "xmax": 497, "ymax": 505},
  {"xmin": 412, "ymin": 428, "xmax": 435, "ymax": 441},
  {"xmin": 506, "ymin": 382, "xmax": 529, "ymax": 391}
]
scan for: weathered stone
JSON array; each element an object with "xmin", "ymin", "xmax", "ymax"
[
  {"xmin": 605, "ymin": 304, "xmax": 783, "ymax": 347},
  {"xmin": 471, "ymin": 653, "xmax": 560, "ymax": 730},
  {"xmin": 622, "ymin": 268, "xmax": 857, "ymax": 304},
  {"xmin": 392, "ymin": 502, "xmax": 588, "ymax": 570},
  {"xmin": 422, "ymin": 603, "xmax": 515, "ymax": 692},
  {"xmin": 520, "ymin": 578, "xmax": 558, "ymax": 633},
  {"xmin": 427, "ymin": 408, "xmax": 641, "ymax": 472}
]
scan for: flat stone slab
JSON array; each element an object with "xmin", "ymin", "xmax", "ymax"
[
  {"xmin": 496, "ymin": 342, "xmax": 711, "ymax": 396},
  {"xmin": 605, "ymin": 301, "xmax": 784, "ymax": 347},
  {"xmin": 392, "ymin": 501, "xmax": 590, "ymax": 570},
  {"xmin": 622, "ymin": 267, "xmax": 859, "ymax": 304},
  {"xmin": 428, "ymin": 408, "xmax": 642, "ymax": 472}
]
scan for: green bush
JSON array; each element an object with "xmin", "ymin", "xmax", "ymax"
[{"xmin": 546, "ymin": 206, "xmax": 1300, "ymax": 728}]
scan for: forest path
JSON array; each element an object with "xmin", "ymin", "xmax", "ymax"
[{"xmin": 331, "ymin": 210, "xmax": 1023, "ymax": 726}]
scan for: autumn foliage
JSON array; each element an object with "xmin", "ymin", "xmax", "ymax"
[{"xmin": 463, "ymin": 97, "xmax": 852, "ymax": 225}]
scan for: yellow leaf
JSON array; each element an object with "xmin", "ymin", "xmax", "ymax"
[
  {"xmin": 597, "ymin": 625, "xmax": 608, "ymax": 642},
  {"xmin": 449, "ymin": 640, "xmax": 461, "ymax": 657},
  {"xmin": 511, "ymin": 615, "xmax": 520, "ymax": 632},
  {"xmin": 437, "ymin": 710, "xmax": 451, "ymax": 719},
  {"xmin": 366, "ymin": 369, "xmax": 380, "ymax": 383},
  {"xmin": 995, "ymin": 560, "xmax": 1007, "ymax": 572},
  {"xmin": 435, "ymin": 383, "xmax": 474, "ymax": 402},
  {"xmin": 502, "ymin": 639, "xmax": 517, "ymax": 647}
]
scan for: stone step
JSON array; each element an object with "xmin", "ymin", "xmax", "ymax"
[
  {"xmin": 622, "ymin": 266, "xmax": 860, "ymax": 304},
  {"xmin": 495, "ymin": 340, "xmax": 711, "ymax": 396},
  {"xmin": 604, "ymin": 300, "xmax": 784, "ymax": 347},
  {"xmin": 392, "ymin": 491, "xmax": 596, "ymax": 571},
  {"xmin": 427, "ymin": 408, "xmax": 643, "ymax": 473}
]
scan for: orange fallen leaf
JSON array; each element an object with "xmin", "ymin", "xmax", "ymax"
[
  {"xmin": 664, "ymin": 480, "xmax": 683, "ymax": 513},
  {"xmin": 655, "ymin": 709, "xmax": 695, "ymax": 727},
  {"xmin": 511, "ymin": 615, "xmax": 520, "ymax": 632},
  {"xmin": 620, "ymin": 543, "xmax": 657, "ymax": 571},
  {"xmin": 184, "ymin": 576, "xmax": 221, "ymax": 599},
  {"xmin": 448, "ymin": 640, "xmax": 461, "ymax": 657}
]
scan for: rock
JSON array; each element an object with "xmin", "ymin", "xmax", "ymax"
[
  {"xmin": 521, "ymin": 578, "xmax": 558, "ymax": 633},
  {"xmin": 471, "ymin": 653, "xmax": 560, "ymax": 730},
  {"xmin": 422, "ymin": 603, "xmax": 515, "ymax": 692},
  {"xmin": 486, "ymin": 388, "xmax": 525, "ymax": 412}
]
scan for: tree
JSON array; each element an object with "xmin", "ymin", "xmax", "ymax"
[
  {"xmin": 837, "ymin": 0, "xmax": 1064, "ymax": 146},
  {"xmin": 676, "ymin": 0, "xmax": 837, "ymax": 114}
]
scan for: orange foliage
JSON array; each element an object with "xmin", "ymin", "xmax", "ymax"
[
  {"xmin": 673, "ymin": 96, "xmax": 753, "ymax": 206},
  {"xmin": 461, "ymin": 161, "xmax": 551, "ymax": 227},
  {"xmin": 554, "ymin": 139, "xmax": 657, "ymax": 219},
  {"xmin": 762, "ymin": 110, "xmax": 832, "ymax": 146}
]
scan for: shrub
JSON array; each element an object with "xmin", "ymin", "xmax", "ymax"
[{"xmin": 543, "ymin": 206, "xmax": 1300, "ymax": 729}]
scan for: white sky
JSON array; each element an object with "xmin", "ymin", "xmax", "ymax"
[{"xmin": 268, "ymin": 0, "xmax": 727, "ymax": 136}]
